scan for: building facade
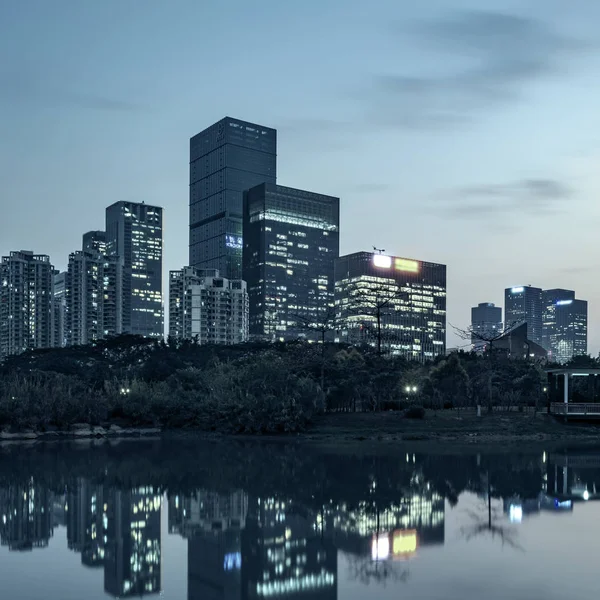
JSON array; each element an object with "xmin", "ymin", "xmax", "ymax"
[
  {"xmin": 65, "ymin": 251, "xmax": 123, "ymax": 346},
  {"xmin": 53, "ymin": 270, "xmax": 67, "ymax": 348},
  {"xmin": 169, "ymin": 267, "xmax": 248, "ymax": 344},
  {"xmin": 105, "ymin": 201, "xmax": 163, "ymax": 338},
  {"xmin": 0, "ymin": 251, "xmax": 54, "ymax": 358},
  {"xmin": 82, "ymin": 230, "xmax": 107, "ymax": 255},
  {"xmin": 504, "ymin": 285, "xmax": 543, "ymax": 345},
  {"xmin": 542, "ymin": 289, "xmax": 587, "ymax": 363},
  {"xmin": 243, "ymin": 183, "xmax": 339, "ymax": 341},
  {"xmin": 471, "ymin": 302, "xmax": 502, "ymax": 351},
  {"xmin": 334, "ymin": 251, "xmax": 446, "ymax": 360},
  {"xmin": 189, "ymin": 117, "xmax": 277, "ymax": 279}
]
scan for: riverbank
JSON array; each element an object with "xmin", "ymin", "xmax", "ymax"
[
  {"xmin": 2, "ymin": 410, "xmax": 600, "ymax": 444},
  {"xmin": 304, "ymin": 411, "xmax": 600, "ymax": 444}
]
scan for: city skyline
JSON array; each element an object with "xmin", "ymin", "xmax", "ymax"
[{"xmin": 3, "ymin": 1, "xmax": 600, "ymax": 351}]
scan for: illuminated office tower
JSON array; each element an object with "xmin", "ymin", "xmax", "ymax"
[
  {"xmin": 189, "ymin": 117, "xmax": 277, "ymax": 279},
  {"xmin": 504, "ymin": 285, "xmax": 542, "ymax": 345},
  {"xmin": 105, "ymin": 202, "xmax": 163, "ymax": 338},
  {"xmin": 243, "ymin": 183, "xmax": 339, "ymax": 341},
  {"xmin": 104, "ymin": 487, "xmax": 162, "ymax": 597},
  {"xmin": 168, "ymin": 267, "xmax": 248, "ymax": 344},
  {"xmin": 0, "ymin": 250, "xmax": 54, "ymax": 358},
  {"xmin": 334, "ymin": 251, "xmax": 446, "ymax": 360},
  {"xmin": 542, "ymin": 289, "xmax": 587, "ymax": 363},
  {"xmin": 53, "ymin": 270, "xmax": 67, "ymax": 348}
]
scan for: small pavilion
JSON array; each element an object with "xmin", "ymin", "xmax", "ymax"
[{"xmin": 546, "ymin": 368, "xmax": 600, "ymax": 417}]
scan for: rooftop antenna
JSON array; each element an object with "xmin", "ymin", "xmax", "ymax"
[{"xmin": 373, "ymin": 246, "xmax": 385, "ymax": 254}]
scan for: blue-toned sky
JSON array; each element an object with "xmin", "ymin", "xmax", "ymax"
[{"xmin": 2, "ymin": 0, "xmax": 600, "ymax": 351}]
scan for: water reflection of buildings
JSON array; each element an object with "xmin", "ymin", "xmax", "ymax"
[
  {"xmin": 501, "ymin": 452, "xmax": 600, "ymax": 524},
  {"xmin": 168, "ymin": 491, "xmax": 337, "ymax": 600},
  {"xmin": 326, "ymin": 488, "xmax": 445, "ymax": 560},
  {"xmin": 0, "ymin": 480, "xmax": 53, "ymax": 551},
  {"xmin": 243, "ymin": 497, "xmax": 337, "ymax": 600},
  {"xmin": 67, "ymin": 478, "xmax": 105, "ymax": 567},
  {"xmin": 104, "ymin": 487, "xmax": 162, "ymax": 597},
  {"xmin": 169, "ymin": 490, "xmax": 248, "ymax": 600},
  {"xmin": 63, "ymin": 480, "xmax": 163, "ymax": 597}
]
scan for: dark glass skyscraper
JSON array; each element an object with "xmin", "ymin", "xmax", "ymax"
[
  {"xmin": 471, "ymin": 302, "xmax": 502, "ymax": 350},
  {"xmin": 542, "ymin": 289, "xmax": 587, "ymax": 363},
  {"xmin": 105, "ymin": 202, "xmax": 163, "ymax": 338},
  {"xmin": 243, "ymin": 183, "xmax": 339, "ymax": 341},
  {"xmin": 190, "ymin": 117, "xmax": 277, "ymax": 279},
  {"xmin": 504, "ymin": 285, "xmax": 543, "ymax": 345}
]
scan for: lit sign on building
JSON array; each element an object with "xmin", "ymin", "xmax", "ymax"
[
  {"xmin": 373, "ymin": 254, "xmax": 392, "ymax": 269},
  {"xmin": 392, "ymin": 530, "xmax": 417, "ymax": 556},
  {"xmin": 511, "ymin": 287, "xmax": 524, "ymax": 294},
  {"xmin": 395, "ymin": 258, "xmax": 419, "ymax": 273},
  {"xmin": 556, "ymin": 299, "xmax": 573, "ymax": 306},
  {"xmin": 225, "ymin": 235, "xmax": 243, "ymax": 249}
]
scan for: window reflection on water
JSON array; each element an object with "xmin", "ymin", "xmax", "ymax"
[{"xmin": 0, "ymin": 441, "xmax": 599, "ymax": 598}]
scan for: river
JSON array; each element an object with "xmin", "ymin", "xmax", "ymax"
[{"xmin": 0, "ymin": 438, "xmax": 598, "ymax": 599}]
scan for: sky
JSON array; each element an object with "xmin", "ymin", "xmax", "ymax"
[{"xmin": 2, "ymin": 0, "xmax": 600, "ymax": 351}]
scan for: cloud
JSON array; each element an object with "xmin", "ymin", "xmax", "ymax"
[
  {"xmin": 0, "ymin": 70, "xmax": 143, "ymax": 112},
  {"xmin": 367, "ymin": 10, "xmax": 592, "ymax": 128},
  {"xmin": 352, "ymin": 183, "xmax": 391, "ymax": 193},
  {"xmin": 440, "ymin": 178, "xmax": 573, "ymax": 220},
  {"xmin": 63, "ymin": 92, "xmax": 141, "ymax": 112}
]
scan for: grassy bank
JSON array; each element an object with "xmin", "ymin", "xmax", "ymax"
[{"xmin": 305, "ymin": 411, "xmax": 600, "ymax": 444}]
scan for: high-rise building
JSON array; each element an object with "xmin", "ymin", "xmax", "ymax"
[
  {"xmin": 105, "ymin": 201, "xmax": 163, "ymax": 338},
  {"xmin": 243, "ymin": 183, "xmax": 339, "ymax": 341},
  {"xmin": 65, "ymin": 251, "xmax": 123, "ymax": 345},
  {"xmin": 168, "ymin": 267, "xmax": 248, "ymax": 344},
  {"xmin": 504, "ymin": 285, "xmax": 542, "ymax": 345},
  {"xmin": 189, "ymin": 117, "xmax": 277, "ymax": 279},
  {"xmin": 334, "ymin": 251, "xmax": 446, "ymax": 360},
  {"xmin": 470, "ymin": 302, "xmax": 502, "ymax": 350},
  {"xmin": 83, "ymin": 230, "xmax": 107, "ymax": 255},
  {"xmin": 0, "ymin": 251, "xmax": 54, "ymax": 358},
  {"xmin": 66, "ymin": 251, "xmax": 104, "ymax": 346},
  {"xmin": 53, "ymin": 270, "xmax": 67, "ymax": 348},
  {"xmin": 542, "ymin": 289, "xmax": 587, "ymax": 363}
]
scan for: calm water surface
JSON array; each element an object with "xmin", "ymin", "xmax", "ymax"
[{"xmin": 0, "ymin": 438, "xmax": 598, "ymax": 599}]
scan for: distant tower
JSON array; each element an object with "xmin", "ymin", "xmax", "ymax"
[
  {"xmin": 470, "ymin": 303, "xmax": 502, "ymax": 350},
  {"xmin": 541, "ymin": 289, "xmax": 587, "ymax": 362},
  {"xmin": 504, "ymin": 285, "xmax": 543, "ymax": 345}
]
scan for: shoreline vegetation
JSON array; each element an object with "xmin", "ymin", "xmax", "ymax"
[{"xmin": 1, "ymin": 335, "xmax": 599, "ymax": 441}]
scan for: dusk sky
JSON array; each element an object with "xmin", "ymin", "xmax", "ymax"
[{"xmin": 2, "ymin": 0, "xmax": 600, "ymax": 351}]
